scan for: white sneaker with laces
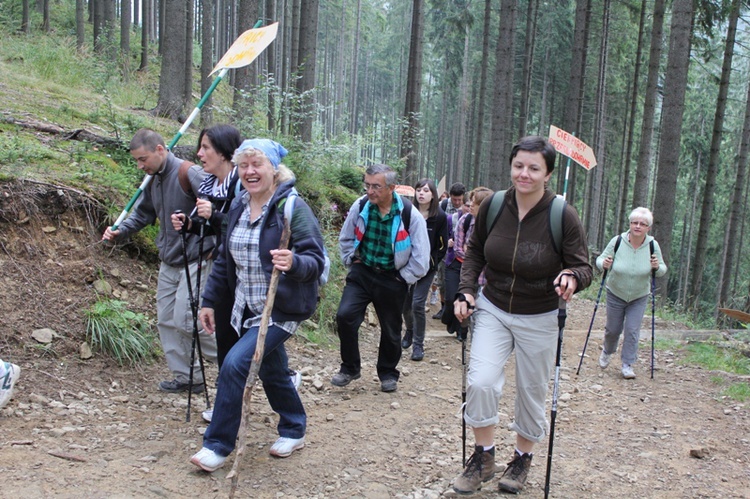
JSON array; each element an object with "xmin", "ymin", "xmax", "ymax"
[
  {"xmin": 202, "ymin": 408, "xmax": 213, "ymax": 423},
  {"xmin": 190, "ymin": 447, "xmax": 226, "ymax": 472},
  {"xmin": 598, "ymin": 350, "xmax": 612, "ymax": 369},
  {"xmin": 622, "ymin": 364, "xmax": 636, "ymax": 379},
  {"xmin": 0, "ymin": 361, "xmax": 21, "ymax": 410},
  {"xmin": 291, "ymin": 371, "xmax": 302, "ymax": 390},
  {"xmin": 269, "ymin": 436, "xmax": 305, "ymax": 458}
]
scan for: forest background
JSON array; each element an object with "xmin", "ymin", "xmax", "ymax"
[{"xmin": 1, "ymin": 0, "xmax": 749, "ymax": 327}]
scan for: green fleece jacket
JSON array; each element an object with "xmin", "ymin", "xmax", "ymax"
[{"xmin": 596, "ymin": 232, "xmax": 667, "ymax": 302}]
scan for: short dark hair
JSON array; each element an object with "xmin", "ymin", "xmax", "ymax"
[
  {"xmin": 449, "ymin": 182, "xmax": 466, "ymax": 197},
  {"xmin": 130, "ymin": 128, "xmax": 165, "ymax": 152},
  {"xmin": 198, "ymin": 124, "xmax": 242, "ymax": 162},
  {"xmin": 414, "ymin": 178, "xmax": 439, "ymax": 218},
  {"xmin": 509, "ymin": 136, "xmax": 556, "ymax": 174}
]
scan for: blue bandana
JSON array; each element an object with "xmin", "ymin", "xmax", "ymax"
[{"xmin": 235, "ymin": 139, "xmax": 288, "ymax": 170}]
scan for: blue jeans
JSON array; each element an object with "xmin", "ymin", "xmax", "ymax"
[
  {"xmin": 403, "ymin": 268, "xmax": 437, "ymax": 348},
  {"xmin": 203, "ymin": 324, "xmax": 306, "ymax": 457},
  {"xmin": 336, "ymin": 263, "xmax": 408, "ymax": 381}
]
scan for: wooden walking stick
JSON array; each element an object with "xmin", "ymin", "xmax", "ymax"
[{"xmin": 227, "ymin": 218, "xmax": 291, "ymax": 498}]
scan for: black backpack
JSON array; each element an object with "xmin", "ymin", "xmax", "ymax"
[{"xmin": 358, "ymin": 195, "xmax": 413, "ymax": 232}]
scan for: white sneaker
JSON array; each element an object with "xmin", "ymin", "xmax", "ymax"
[
  {"xmin": 291, "ymin": 371, "xmax": 302, "ymax": 390},
  {"xmin": 269, "ymin": 436, "xmax": 305, "ymax": 458},
  {"xmin": 190, "ymin": 447, "xmax": 226, "ymax": 472},
  {"xmin": 430, "ymin": 290, "xmax": 439, "ymax": 305},
  {"xmin": 598, "ymin": 350, "xmax": 612, "ymax": 369},
  {"xmin": 0, "ymin": 361, "xmax": 21, "ymax": 410},
  {"xmin": 202, "ymin": 408, "xmax": 213, "ymax": 423},
  {"xmin": 622, "ymin": 364, "xmax": 636, "ymax": 379}
]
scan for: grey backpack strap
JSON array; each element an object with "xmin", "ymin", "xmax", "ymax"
[{"xmin": 549, "ymin": 195, "xmax": 566, "ymax": 254}]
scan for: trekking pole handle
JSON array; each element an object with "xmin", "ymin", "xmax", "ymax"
[
  {"xmin": 173, "ymin": 209, "xmax": 188, "ymax": 234},
  {"xmin": 456, "ymin": 293, "xmax": 475, "ymax": 310}
]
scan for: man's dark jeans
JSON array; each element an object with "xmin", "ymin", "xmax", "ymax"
[{"xmin": 336, "ymin": 263, "xmax": 408, "ymax": 381}]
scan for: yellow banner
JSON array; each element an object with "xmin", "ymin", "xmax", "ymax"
[{"xmin": 210, "ymin": 23, "xmax": 279, "ymax": 75}]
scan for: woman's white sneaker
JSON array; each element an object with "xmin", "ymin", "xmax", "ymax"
[
  {"xmin": 598, "ymin": 350, "xmax": 612, "ymax": 369},
  {"xmin": 622, "ymin": 364, "xmax": 636, "ymax": 379},
  {"xmin": 269, "ymin": 436, "xmax": 305, "ymax": 458},
  {"xmin": 202, "ymin": 408, "xmax": 213, "ymax": 422},
  {"xmin": 190, "ymin": 447, "xmax": 226, "ymax": 472}
]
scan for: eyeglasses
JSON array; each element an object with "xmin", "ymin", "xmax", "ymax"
[
  {"xmin": 630, "ymin": 221, "xmax": 649, "ymax": 227},
  {"xmin": 364, "ymin": 182, "xmax": 385, "ymax": 192}
]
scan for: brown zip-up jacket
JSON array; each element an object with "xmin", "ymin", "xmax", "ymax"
[{"xmin": 458, "ymin": 187, "xmax": 592, "ymax": 315}]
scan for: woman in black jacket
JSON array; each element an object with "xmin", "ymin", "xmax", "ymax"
[{"xmin": 401, "ymin": 178, "xmax": 448, "ymax": 361}]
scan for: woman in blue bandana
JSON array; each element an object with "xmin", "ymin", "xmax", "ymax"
[{"xmin": 190, "ymin": 139, "xmax": 326, "ymax": 472}]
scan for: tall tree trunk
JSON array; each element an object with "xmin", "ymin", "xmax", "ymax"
[
  {"xmin": 689, "ymin": 0, "xmax": 740, "ymax": 309},
  {"xmin": 560, "ymin": 0, "xmax": 591, "ymax": 204},
  {"xmin": 615, "ymin": 0, "xmax": 646, "ymax": 235},
  {"xmin": 720, "ymin": 26, "xmax": 750, "ymax": 309},
  {"xmin": 488, "ymin": 0, "xmax": 517, "ymax": 191},
  {"xmin": 266, "ymin": 0, "xmax": 277, "ymax": 132},
  {"xmin": 472, "ymin": 0, "xmax": 492, "ymax": 188},
  {"xmin": 633, "ymin": 0, "xmax": 666, "ymax": 209},
  {"xmin": 184, "ymin": 0, "xmax": 194, "ymax": 109},
  {"xmin": 103, "ymin": 0, "xmax": 116, "ymax": 57},
  {"xmin": 455, "ymin": 30, "xmax": 471, "ymax": 185},
  {"xmin": 94, "ymin": 0, "xmax": 103, "ymax": 52},
  {"xmin": 517, "ymin": 0, "xmax": 537, "ymax": 138},
  {"xmin": 200, "ymin": 0, "xmax": 215, "ymax": 126},
  {"xmin": 651, "ymin": 0, "xmax": 695, "ymax": 299},
  {"xmin": 75, "ymin": 0, "xmax": 85, "ymax": 49},
  {"xmin": 349, "ymin": 0, "xmax": 362, "ymax": 135},
  {"xmin": 42, "ymin": 0, "xmax": 50, "ymax": 32},
  {"xmin": 140, "ymin": 0, "xmax": 150, "ymax": 70},
  {"xmin": 294, "ymin": 0, "xmax": 319, "ymax": 142},
  {"xmin": 120, "ymin": 0, "xmax": 132, "ymax": 81},
  {"xmin": 233, "ymin": 0, "xmax": 260, "ymax": 113},
  {"xmin": 400, "ymin": 0, "xmax": 425, "ymax": 184},
  {"xmin": 586, "ymin": 0, "xmax": 610, "ymax": 247},
  {"xmin": 22, "ymin": 0, "xmax": 30, "ymax": 33},
  {"xmin": 155, "ymin": 0, "xmax": 189, "ymax": 120}
]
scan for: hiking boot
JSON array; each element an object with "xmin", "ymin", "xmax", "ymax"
[
  {"xmin": 599, "ymin": 350, "xmax": 612, "ymax": 369},
  {"xmin": 622, "ymin": 364, "xmax": 636, "ymax": 379},
  {"xmin": 190, "ymin": 447, "xmax": 226, "ymax": 472},
  {"xmin": 158, "ymin": 379, "xmax": 205, "ymax": 394},
  {"xmin": 380, "ymin": 378, "xmax": 398, "ymax": 392},
  {"xmin": 270, "ymin": 436, "xmax": 305, "ymax": 457},
  {"xmin": 411, "ymin": 344, "xmax": 424, "ymax": 361},
  {"xmin": 0, "ymin": 361, "xmax": 21, "ymax": 410},
  {"xmin": 402, "ymin": 330, "xmax": 413, "ymax": 349},
  {"xmin": 498, "ymin": 451, "xmax": 532, "ymax": 494},
  {"xmin": 432, "ymin": 305, "xmax": 444, "ymax": 320},
  {"xmin": 331, "ymin": 371, "xmax": 361, "ymax": 387},
  {"xmin": 453, "ymin": 445, "xmax": 496, "ymax": 494}
]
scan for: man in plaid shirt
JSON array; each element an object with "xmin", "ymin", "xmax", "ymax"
[{"xmin": 332, "ymin": 164, "xmax": 430, "ymax": 393}]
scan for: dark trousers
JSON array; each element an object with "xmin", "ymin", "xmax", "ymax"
[
  {"xmin": 336, "ymin": 263, "xmax": 408, "ymax": 381},
  {"xmin": 441, "ymin": 259, "xmax": 463, "ymax": 333}
]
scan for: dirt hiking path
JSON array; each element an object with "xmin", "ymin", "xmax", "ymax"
[{"xmin": 0, "ymin": 186, "xmax": 748, "ymax": 498}]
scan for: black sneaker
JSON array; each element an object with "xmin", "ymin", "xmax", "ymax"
[
  {"xmin": 401, "ymin": 330, "xmax": 413, "ymax": 349},
  {"xmin": 331, "ymin": 371, "xmax": 361, "ymax": 387},
  {"xmin": 453, "ymin": 445, "xmax": 496, "ymax": 494},
  {"xmin": 380, "ymin": 378, "xmax": 398, "ymax": 392},
  {"xmin": 432, "ymin": 306, "xmax": 444, "ymax": 320},
  {"xmin": 498, "ymin": 451, "xmax": 532, "ymax": 494},
  {"xmin": 411, "ymin": 344, "xmax": 424, "ymax": 361},
  {"xmin": 158, "ymin": 379, "xmax": 205, "ymax": 394}
]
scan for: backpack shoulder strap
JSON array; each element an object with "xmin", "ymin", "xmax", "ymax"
[
  {"xmin": 401, "ymin": 197, "xmax": 412, "ymax": 232},
  {"xmin": 485, "ymin": 190, "xmax": 506, "ymax": 238},
  {"xmin": 549, "ymin": 195, "xmax": 566, "ymax": 254},
  {"xmin": 462, "ymin": 213, "xmax": 473, "ymax": 235},
  {"xmin": 178, "ymin": 160, "xmax": 195, "ymax": 197},
  {"xmin": 612, "ymin": 235, "xmax": 623, "ymax": 259},
  {"xmin": 279, "ymin": 188, "xmax": 299, "ymax": 223}
]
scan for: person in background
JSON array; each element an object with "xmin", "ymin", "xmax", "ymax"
[
  {"xmin": 596, "ymin": 207, "xmax": 667, "ymax": 379},
  {"xmin": 103, "ymin": 128, "xmax": 217, "ymax": 394},
  {"xmin": 434, "ymin": 182, "xmax": 467, "ymax": 319},
  {"xmin": 0, "ymin": 359, "xmax": 20, "ymax": 409},
  {"xmin": 452, "ymin": 136, "xmax": 592, "ymax": 495},
  {"xmin": 332, "ymin": 164, "xmax": 430, "ymax": 393},
  {"xmin": 190, "ymin": 139, "xmax": 325, "ymax": 472},
  {"xmin": 401, "ymin": 179, "xmax": 448, "ymax": 361}
]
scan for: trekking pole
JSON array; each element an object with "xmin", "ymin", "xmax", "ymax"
[
  {"xmin": 576, "ymin": 269, "xmax": 607, "ymax": 375},
  {"xmin": 461, "ymin": 322, "xmax": 468, "ymax": 467},
  {"xmin": 110, "ymin": 19, "xmax": 273, "ymax": 230},
  {"xmin": 650, "ymin": 268, "xmax": 656, "ymax": 379},
  {"xmin": 174, "ymin": 211, "xmax": 209, "ymax": 422},
  {"xmin": 227, "ymin": 219, "xmax": 291, "ymax": 498},
  {"xmin": 544, "ymin": 298, "xmax": 566, "ymax": 499},
  {"xmin": 193, "ymin": 215, "xmax": 211, "ymax": 407}
]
